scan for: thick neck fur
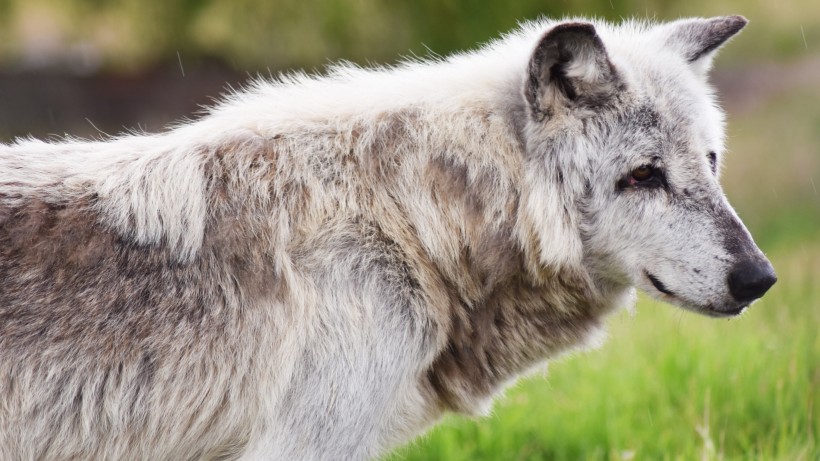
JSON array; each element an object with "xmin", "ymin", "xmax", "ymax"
[{"xmin": 365, "ymin": 107, "xmax": 620, "ymax": 414}]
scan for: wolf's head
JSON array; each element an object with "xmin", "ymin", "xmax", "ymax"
[{"xmin": 519, "ymin": 16, "xmax": 775, "ymax": 317}]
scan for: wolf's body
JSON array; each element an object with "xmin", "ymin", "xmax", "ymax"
[{"xmin": 0, "ymin": 16, "xmax": 774, "ymax": 460}]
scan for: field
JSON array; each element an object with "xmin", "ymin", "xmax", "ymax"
[{"xmin": 386, "ymin": 58, "xmax": 820, "ymax": 461}]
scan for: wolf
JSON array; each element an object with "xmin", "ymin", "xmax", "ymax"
[{"xmin": 0, "ymin": 15, "xmax": 775, "ymax": 460}]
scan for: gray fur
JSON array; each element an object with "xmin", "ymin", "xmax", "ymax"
[{"xmin": 0, "ymin": 16, "xmax": 772, "ymax": 460}]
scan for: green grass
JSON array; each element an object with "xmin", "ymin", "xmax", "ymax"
[{"xmin": 386, "ymin": 239, "xmax": 820, "ymax": 460}]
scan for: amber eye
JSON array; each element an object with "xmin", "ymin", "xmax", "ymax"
[
  {"xmin": 631, "ymin": 165, "xmax": 654, "ymax": 182},
  {"xmin": 617, "ymin": 164, "xmax": 665, "ymax": 190}
]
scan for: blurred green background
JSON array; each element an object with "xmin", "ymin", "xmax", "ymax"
[{"xmin": 0, "ymin": 1, "xmax": 816, "ymax": 460}]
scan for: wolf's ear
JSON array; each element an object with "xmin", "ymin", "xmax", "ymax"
[
  {"xmin": 525, "ymin": 22, "xmax": 619, "ymax": 121},
  {"xmin": 663, "ymin": 16, "xmax": 748, "ymax": 74}
]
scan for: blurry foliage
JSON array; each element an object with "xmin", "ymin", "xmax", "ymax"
[{"xmin": 0, "ymin": 0, "xmax": 816, "ymax": 73}]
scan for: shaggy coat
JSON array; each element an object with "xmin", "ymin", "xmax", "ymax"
[{"xmin": 0, "ymin": 16, "xmax": 774, "ymax": 460}]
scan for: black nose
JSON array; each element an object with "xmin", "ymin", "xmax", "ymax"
[{"xmin": 727, "ymin": 259, "xmax": 777, "ymax": 302}]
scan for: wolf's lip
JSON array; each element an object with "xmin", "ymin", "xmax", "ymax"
[
  {"xmin": 643, "ymin": 270, "xmax": 750, "ymax": 318},
  {"xmin": 645, "ymin": 271, "xmax": 674, "ymax": 297},
  {"xmin": 702, "ymin": 303, "xmax": 749, "ymax": 318}
]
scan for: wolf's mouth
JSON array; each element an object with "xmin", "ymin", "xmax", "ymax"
[
  {"xmin": 644, "ymin": 270, "xmax": 750, "ymax": 317},
  {"xmin": 703, "ymin": 303, "xmax": 749, "ymax": 318},
  {"xmin": 645, "ymin": 271, "xmax": 675, "ymax": 297}
]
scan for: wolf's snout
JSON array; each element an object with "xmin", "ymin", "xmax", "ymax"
[{"xmin": 727, "ymin": 259, "xmax": 777, "ymax": 302}]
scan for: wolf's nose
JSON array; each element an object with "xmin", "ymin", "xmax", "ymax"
[{"xmin": 728, "ymin": 259, "xmax": 777, "ymax": 302}]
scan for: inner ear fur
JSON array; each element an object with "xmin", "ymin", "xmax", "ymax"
[
  {"xmin": 662, "ymin": 15, "xmax": 748, "ymax": 73},
  {"xmin": 525, "ymin": 22, "xmax": 620, "ymax": 121}
]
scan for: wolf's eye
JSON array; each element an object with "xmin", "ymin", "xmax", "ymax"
[
  {"xmin": 617, "ymin": 164, "xmax": 665, "ymax": 190},
  {"xmin": 631, "ymin": 165, "xmax": 653, "ymax": 182}
]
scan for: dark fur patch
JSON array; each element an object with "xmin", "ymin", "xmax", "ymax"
[
  {"xmin": 0, "ymin": 180, "xmax": 276, "ymax": 454},
  {"xmin": 714, "ymin": 206, "xmax": 758, "ymax": 259},
  {"xmin": 359, "ymin": 110, "xmax": 418, "ymax": 183},
  {"xmin": 426, "ymin": 155, "xmax": 485, "ymax": 221},
  {"xmin": 632, "ymin": 105, "xmax": 662, "ymax": 131},
  {"xmin": 525, "ymin": 23, "xmax": 620, "ymax": 120},
  {"xmin": 424, "ymin": 153, "xmax": 520, "ymax": 295},
  {"xmin": 0, "ymin": 194, "xmax": 237, "ymax": 351},
  {"xmin": 426, "ymin": 267, "xmax": 607, "ymax": 411}
]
